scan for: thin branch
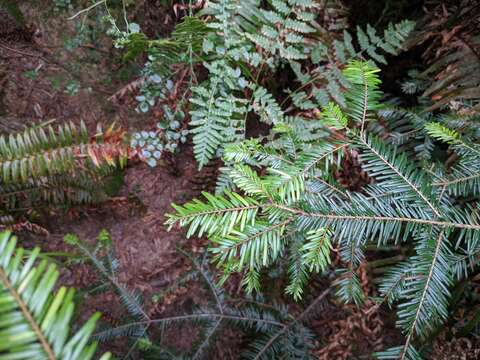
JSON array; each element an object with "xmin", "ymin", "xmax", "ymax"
[
  {"xmin": 192, "ymin": 318, "xmax": 222, "ymax": 360},
  {"xmin": 226, "ymin": 219, "xmax": 294, "ymax": 253},
  {"xmin": 300, "ymin": 144, "xmax": 348, "ymax": 176},
  {"xmin": 270, "ymin": 203, "xmax": 480, "ymax": 230},
  {"xmin": 433, "ymin": 172, "xmax": 480, "ymax": 187},
  {"xmin": 360, "ymin": 66, "xmax": 369, "ymax": 137},
  {"xmin": 67, "ymin": 0, "xmax": 107, "ymax": 20},
  {"xmin": 401, "ymin": 231, "xmax": 444, "ymax": 360},
  {"xmin": 168, "ymin": 204, "xmax": 261, "ymax": 222},
  {"xmin": 179, "ymin": 249, "xmax": 223, "ymax": 313},
  {"xmin": 253, "ymin": 288, "xmax": 330, "ymax": 360},
  {"xmin": 358, "ymin": 136, "xmax": 441, "ymax": 217},
  {"xmin": 311, "ymin": 175, "xmax": 351, "ymax": 200},
  {"xmin": 93, "ymin": 313, "xmax": 286, "ymax": 338},
  {"xmin": 76, "ymin": 242, "xmax": 150, "ymax": 321}
]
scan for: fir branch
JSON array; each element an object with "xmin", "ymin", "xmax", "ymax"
[
  {"xmin": 400, "ymin": 231, "xmax": 451, "ymax": 359},
  {"xmin": 270, "ymin": 203, "xmax": 478, "ymax": 231},
  {"xmin": 252, "ymin": 288, "xmax": 330, "ymax": 360},
  {"xmin": 94, "ymin": 313, "xmax": 287, "ymax": 338},
  {"xmin": 356, "ymin": 135, "xmax": 441, "ymax": 217}
]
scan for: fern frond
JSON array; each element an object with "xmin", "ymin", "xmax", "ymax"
[
  {"xmin": 0, "ymin": 122, "xmax": 127, "ymax": 183},
  {"xmin": 0, "ymin": 231, "xmax": 110, "ymax": 359},
  {"xmin": 245, "ymin": 0, "xmax": 317, "ymax": 60},
  {"xmin": 250, "ymin": 86, "xmax": 284, "ymax": 125},
  {"xmin": 355, "ymin": 21, "xmax": 415, "ymax": 65},
  {"xmin": 408, "ymin": 5, "xmax": 480, "ymax": 112},
  {"xmin": 0, "ymin": 170, "xmax": 119, "ymax": 212},
  {"xmin": 190, "ymin": 61, "xmax": 249, "ymax": 168}
]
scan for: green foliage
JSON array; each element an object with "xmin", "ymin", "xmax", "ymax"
[
  {"xmin": 0, "ymin": 121, "xmax": 123, "ymax": 183},
  {"xmin": 424, "ymin": 122, "xmax": 459, "ymax": 144},
  {"xmin": 102, "ymin": 14, "xmax": 209, "ymax": 168},
  {"xmin": 0, "ymin": 122, "xmax": 127, "ymax": 227},
  {"xmin": 244, "ymin": 0, "xmax": 317, "ymax": 60},
  {"xmin": 167, "ymin": 61, "xmax": 480, "ymax": 358},
  {"xmin": 64, "ymin": 231, "xmax": 154, "ymax": 358},
  {"xmin": 291, "ymin": 19, "xmax": 414, "ymax": 108},
  {"xmin": 0, "ymin": 231, "xmax": 110, "ymax": 359},
  {"xmin": 320, "ymin": 102, "xmax": 348, "ymax": 130},
  {"xmin": 186, "ymin": 0, "xmax": 414, "ymax": 168},
  {"xmin": 81, "ymin": 242, "xmax": 325, "ymax": 359},
  {"xmin": 130, "ymin": 114, "xmax": 188, "ymax": 168},
  {"xmin": 343, "ymin": 21, "xmax": 415, "ymax": 65},
  {"xmin": 373, "ymin": 104, "xmax": 480, "ymax": 201},
  {"xmin": 190, "ymin": 61, "xmax": 249, "ymax": 167},
  {"xmin": 89, "ymin": 0, "xmax": 478, "ymax": 357},
  {"xmin": 119, "ymin": 16, "xmax": 209, "ymax": 66}
]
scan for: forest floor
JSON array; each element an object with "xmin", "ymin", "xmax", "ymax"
[{"xmin": 0, "ymin": 2, "xmax": 469, "ymax": 359}]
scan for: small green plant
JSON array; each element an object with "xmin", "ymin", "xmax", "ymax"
[
  {"xmin": 102, "ymin": 14, "xmax": 207, "ymax": 167},
  {"xmin": 130, "ymin": 73, "xmax": 189, "ymax": 167},
  {"xmin": 64, "ymin": 80, "xmax": 81, "ymax": 95},
  {"xmin": 23, "ymin": 69, "xmax": 39, "ymax": 80}
]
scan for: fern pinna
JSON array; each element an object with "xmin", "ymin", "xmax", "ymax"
[
  {"xmin": 189, "ymin": 0, "xmax": 414, "ymax": 170},
  {"xmin": 0, "ymin": 122, "xmax": 127, "ymax": 227},
  {"xmin": 167, "ymin": 61, "xmax": 480, "ymax": 359},
  {"xmin": 0, "ymin": 231, "xmax": 111, "ymax": 359}
]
